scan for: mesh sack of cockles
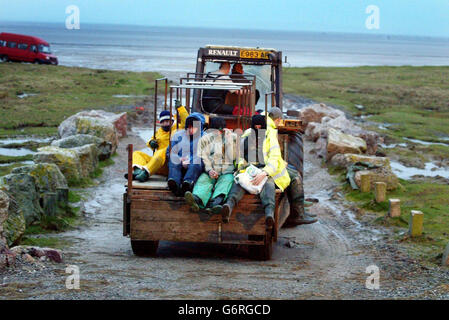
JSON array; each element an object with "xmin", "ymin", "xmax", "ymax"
[{"xmin": 234, "ymin": 164, "xmax": 268, "ymax": 195}]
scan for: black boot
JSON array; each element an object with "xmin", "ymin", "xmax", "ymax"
[
  {"xmin": 167, "ymin": 178, "xmax": 179, "ymax": 196},
  {"xmin": 209, "ymin": 195, "xmax": 225, "ymax": 215},
  {"xmin": 265, "ymin": 206, "xmax": 275, "ymax": 227},
  {"xmin": 181, "ymin": 180, "xmax": 194, "ymax": 196},
  {"xmin": 284, "ymin": 205, "xmax": 317, "ymax": 227}
]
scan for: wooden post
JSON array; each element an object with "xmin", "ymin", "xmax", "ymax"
[
  {"xmin": 360, "ymin": 173, "xmax": 371, "ymax": 193},
  {"xmin": 374, "ymin": 182, "xmax": 387, "ymax": 202},
  {"xmin": 409, "ymin": 210, "xmax": 424, "ymax": 237},
  {"xmin": 388, "ymin": 199, "xmax": 401, "ymax": 218},
  {"xmin": 442, "ymin": 242, "xmax": 449, "ymax": 266}
]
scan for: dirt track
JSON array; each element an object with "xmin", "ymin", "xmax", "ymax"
[{"xmin": 2, "ymin": 122, "xmax": 449, "ymax": 300}]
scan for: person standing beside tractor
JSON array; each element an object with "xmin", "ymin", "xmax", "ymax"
[
  {"xmin": 184, "ymin": 117, "xmax": 238, "ymax": 214},
  {"xmin": 221, "ymin": 108, "xmax": 318, "ymax": 226},
  {"xmin": 131, "ymin": 101, "xmax": 189, "ymax": 182}
]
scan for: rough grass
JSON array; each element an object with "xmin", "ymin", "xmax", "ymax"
[
  {"xmin": 344, "ymin": 179, "xmax": 449, "ymax": 263},
  {"xmin": 0, "ymin": 63, "xmax": 162, "ymax": 137},
  {"xmin": 284, "ymin": 66, "xmax": 449, "ymax": 145}
]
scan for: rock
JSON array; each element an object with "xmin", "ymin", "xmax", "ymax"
[
  {"xmin": 33, "ymin": 146, "xmax": 82, "ymax": 182},
  {"xmin": 305, "ymin": 122, "xmax": 324, "ymax": 142},
  {"xmin": 299, "ymin": 103, "xmax": 345, "ymax": 127},
  {"xmin": 23, "ymin": 253, "xmax": 35, "ymax": 263},
  {"xmin": 34, "ymin": 144, "xmax": 98, "ymax": 182},
  {"xmin": 72, "ymin": 144, "xmax": 98, "ymax": 178},
  {"xmin": 0, "ymin": 247, "xmax": 16, "ymax": 269},
  {"xmin": 0, "ymin": 174, "xmax": 42, "ymax": 225},
  {"xmin": 354, "ymin": 167, "xmax": 399, "ymax": 191},
  {"xmin": 58, "ymin": 110, "xmax": 124, "ymax": 152},
  {"xmin": 330, "ymin": 154, "xmax": 391, "ymax": 169},
  {"xmin": 11, "ymin": 163, "xmax": 68, "ymax": 199},
  {"xmin": 51, "ymin": 134, "xmax": 113, "ymax": 161},
  {"xmin": 10, "ymin": 245, "xmax": 63, "ymax": 263},
  {"xmin": 326, "ymin": 128, "xmax": 367, "ymax": 160}
]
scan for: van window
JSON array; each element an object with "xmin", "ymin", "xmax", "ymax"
[
  {"xmin": 0, "ymin": 40, "xmax": 6, "ymax": 47},
  {"xmin": 38, "ymin": 44, "xmax": 51, "ymax": 54},
  {"xmin": 18, "ymin": 43, "xmax": 28, "ymax": 50},
  {"xmin": 7, "ymin": 42, "xmax": 17, "ymax": 49},
  {"xmin": 30, "ymin": 45, "xmax": 37, "ymax": 52}
]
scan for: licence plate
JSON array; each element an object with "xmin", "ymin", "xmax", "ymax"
[{"xmin": 240, "ymin": 50, "xmax": 270, "ymax": 59}]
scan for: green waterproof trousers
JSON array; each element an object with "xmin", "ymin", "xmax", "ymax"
[{"xmin": 192, "ymin": 173, "xmax": 235, "ymax": 208}]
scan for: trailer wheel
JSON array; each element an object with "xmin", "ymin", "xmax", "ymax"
[
  {"xmin": 287, "ymin": 132, "xmax": 304, "ymax": 179},
  {"xmin": 131, "ymin": 240, "xmax": 159, "ymax": 257},
  {"xmin": 249, "ymin": 231, "xmax": 272, "ymax": 261}
]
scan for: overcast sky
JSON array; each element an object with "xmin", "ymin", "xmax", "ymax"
[{"xmin": 1, "ymin": 0, "xmax": 449, "ymax": 38}]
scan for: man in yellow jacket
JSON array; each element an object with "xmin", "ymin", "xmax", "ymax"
[
  {"xmin": 132, "ymin": 101, "xmax": 189, "ymax": 182},
  {"xmin": 221, "ymin": 108, "xmax": 317, "ymax": 226}
]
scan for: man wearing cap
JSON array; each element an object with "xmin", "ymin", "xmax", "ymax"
[
  {"xmin": 221, "ymin": 108, "xmax": 317, "ymax": 226},
  {"xmin": 131, "ymin": 101, "xmax": 189, "ymax": 182}
]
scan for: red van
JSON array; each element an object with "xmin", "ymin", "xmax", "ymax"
[{"xmin": 0, "ymin": 33, "xmax": 58, "ymax": 65}]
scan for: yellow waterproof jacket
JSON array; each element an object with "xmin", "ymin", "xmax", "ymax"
[
  {"xmin": 238, "ymin": 117, "xmax": 290, "ymax": 191},
  {"xmin": 149, "ymin": 106, "xmax": 189, "ymax": 158}
]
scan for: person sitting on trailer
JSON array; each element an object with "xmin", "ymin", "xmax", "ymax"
[
  {"xmin": 166, "ymin": 112, "xmax": 206, "ymax": 196},
  {"xmin": 221, "ymin": 108, "xmax": 318, "ymax": 226},
  {"xmin": 202, "ymin": 62, "xmax": 239, "ymax": 115},
  {"xmin": 130, "ymin": 100, "xmax": 189, "ymax": 182},
  {"xmin": 184, "ymin": 117, "xmax": 238, "ymax": 214}
]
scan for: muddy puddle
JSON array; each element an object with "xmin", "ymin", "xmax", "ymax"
[{"xmin": 390, "ymin": 161, "xmax": 449, "ymax": 180}]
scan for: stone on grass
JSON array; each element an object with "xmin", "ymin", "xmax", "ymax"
[
  {"xmin": 51, "ymin": 134, "xmax": 112, "ymax": 161},
  {"xmin": 354, "ymin": 167, "xmax": 399, "ymax": 191},
  {"xmin": 10, "ymin": 245, "xmax": 63, "ymax": 263},
  {"xmin": 33, "ymin": 146, "xmax": 82, "ymax": 182},
  {"xmin": 330, "ymin": 154, "xmax": 391, "ymax": 169},
  {"xmin": 0, "ymin": 190, "xmax": 26, "ymax": 247},
  {"xmin": 58, "ymin": 110, "xmax": 124, "ymax": 152},
  {"xmin": 0, "ymin": 173, "xmax": 42, "ymax": 225},
  {"xmin": 326, "ymin": 128, "xmax": 367, "ymax": 160},
  {"xmin": 299, "ymin": 103, "xmax": 344, "ymax": 127}
]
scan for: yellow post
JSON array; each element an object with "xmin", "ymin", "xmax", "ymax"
[
  {"xmin": 374, "ymin": 182, "xmax": 387, "ymax": 203},
  {"xmin": 360, "ymin": 173, "xmax": 371, "ymax": 193},
  {"xmin": 388, "ymin": 199, "xmax": 401, "ymax": 218},
  {"xmin": 409, "ymin": 210, "xmax": 424, "ymax": 237}
]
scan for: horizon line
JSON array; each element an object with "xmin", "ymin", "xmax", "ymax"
[{"xmin": 1, "ymin": 20, "xmax": 449, "ymax": 41}]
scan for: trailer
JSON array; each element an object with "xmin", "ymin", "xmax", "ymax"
[{"xmin": 123, "ymin": 46, "xmax": 304, "ymax": 260}]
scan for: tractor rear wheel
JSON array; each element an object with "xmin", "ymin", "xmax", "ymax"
[
  {"xmin": 131, "ymin": 240, "xmax": 159, "ymax": 257},
  {"xmin": 287, "ymin": 132, "xmax": 304, "ymax": 179}
]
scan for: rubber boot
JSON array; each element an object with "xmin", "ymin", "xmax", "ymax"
[
  {"xmin": 184, "ymin": 191, "xmax": 200, "ymax": 212},
  {"xmin": 135, "ymin": 169, "xmax": 149, "ymax": 182},
  {"xmin": 208, "ymin": 195, "xmax": 225, "ymax": 215},
  {"xmin": 167, "ymin": 178, "xmax": 179, "ymax": 196},
  {"xmin": 124, "ymin": 168, "xmax": 141, "ymax": 180},
  {"xmin": 181, "ymin": 180, "xmax": 194, "ymax": 196},
  {"xmin": 265, "ymin": 206, "xmax": 275, "ymax": 227},
  {"xmin": 284, "ymin": 205, "xmax": 317, "ymax": 227}
]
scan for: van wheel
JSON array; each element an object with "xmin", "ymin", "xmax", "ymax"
[
  {"xmin": 34, "ymin": 59, "xmax": 41, "ymax": 64},
  {"xmin": 131, "ymin": 240, "xmax": 159, "ymax": 257},
  {"xmin": 0, "ymin": 55, "xmax": 8, "ymax": 62}
]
